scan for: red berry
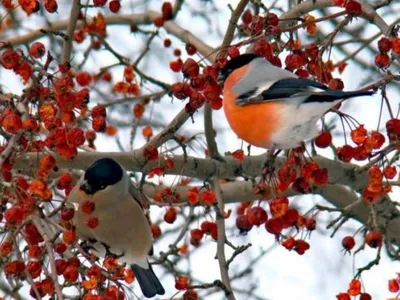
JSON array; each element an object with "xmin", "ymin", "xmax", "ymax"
[
  {"xmin": 2, "ymin": 113, "xmax": 22, "ymax": 134},
  {"xmin": 26, "ymin": 261, "xmax": 42, "ymax": 279},
  {"xmin": 374, "ymin": 52, "xmax": 390, "ymax": 69},
  {"xmin": 281, "ymin": 236, "xmax": 296, "ymax": 250},
  {"xmin": 378, "ymin": 37, "xmax": 392, "ymax": 52},
  {"xmin": 392, "ymin": 38, "xmax": 400, "ymax": 53},
  {"xmin": 164, "ymin": 207, "xmax": 177, "ymax": 224},
  {"xmin": 294, "ymin": 239, "xmax": 310, "ymax": 255},
  {"xmin": 185, "ymin": 44, "xmax": 197, "ymax": 55},
  {"xmin": 315, "ymin": 131, "xmax": 332, "ymax": 148},
  {"xmin": 164, "ymin": 39, "xmax": 172, "ymax": 48},
  {"xmin": 345, "ymin": 1, "xmax": 362, "ymax": 16},
  {"xmin": 5, "ymin": 206, "xmax": 24, "ymax": 225},
  {"xmin": 63, "ymin": 265, "xmax": 79, "ymax": 283},
  {"xmin": 76, "ymin": 71, "xmax": 92, "ymax": 86},
  {"xmin": 241, "ymin": 9, "xmax": 252, "ymax": 24},
  {"xmin": 62, "ymin": 230, "xmax": 77, "ymax": 245},
  {"xmin": 365, "ymin": 230, "xmax": 383, "ymax": 248},
  {"xmin": 227, "ymin": 46, "xmax": 240, "ymax": 58},
  {"xmin": 236, "ymin": 215, "xmax": 253, "ymax": 234},
  {"xmin": 183, "ymin": 289, "xmax": 198, "ymax": 300},
  {"xmin": 190, "ymin": 228, "xmax": 203, "ymax": 241},
  {"xmin": 342, "ymin": 236, "xmax": 355, "ymax": 251},
  {"xmin": 94, "ymin": 0, "xmax": 107, "ymax": 6},
  {"xmin": 0, "ymin": 241, "xmax": 13, "ymax": 256},
  {"xmin": 265, "ymin": 218, "xmax": 283, "ymax": 235},
  {"xmin": 92, "ymin": 116, "xmax": 107, "ymax": 132},
  {"xmin": 61, "ymin": 208, "xmax": 75, "ymax": 222},
  {"xmin": 169, "ymin": 59, "xmax": 183, "ymax": 72},
  {"xmin": 161, "ymin": 2, "xmax": 173, "ymax": 20},
  {"xmin": 1, "ymin": 49, "xmax": 20, "ymax": 69},
  {"xmin": 175, "ymin": 275, "xmax": 189, "ymax": 290},
  {"xmin": 337, "ymin": 145, "xmax": 354, "ymax": 162},
  {"xmin": 359, "ymin": 293, "xmax": 372, "ymax": 300},
  {"xmin": 247, "ymin": 206, "xmax": 268, "ymax": 226},
  {"xmin": 182, "ymin": 58, "xmax": 199, "ymax": 78},
  {"xmin": 29, "ymin": 42, "xmax": 46, "ymax": 58},
  {"xmin": 151, "ymin": 224, "xmax": 162, "ymax": 239},
  {"xmin": 109, "ymin": 0, "xmax": 121, "ymax": 13},
  {"xmin": 388, "ymin": 279, "xmax": 400, "ymax": 293},
  {"xmin": 54, "ymin": 242, "xmax": 67, "ymax": 254},
  {"xmin": 266, "ymin": 13, "xmax": 279, "ymax": 26},
  {"xmin": 153, "ymin": 16, "xmax": 165, "ymax": 27},
  {"xmin": 383, "ymin": 165, "xmax": 397, "ymax": 179},
  {"xmin": 44, "ymin": 0, "xmax": 58, "ymax": 13}
]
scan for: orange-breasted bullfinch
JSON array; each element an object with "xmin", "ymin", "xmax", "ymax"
[
  {"xmin": 219, "ymin": 53, "xmax": 374, "ymax": 150},
  {"xmin": 67, "ymin": 158, "xmax": 165, "ymax": 298}
]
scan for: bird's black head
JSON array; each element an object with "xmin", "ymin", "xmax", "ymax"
[
  {"xmin": 80, "ymin": 158, "xmax": 123, "ymax": 195},
  {"xmin": 218, "ymin": 53, "xmax": 259, "ymax": 83}
]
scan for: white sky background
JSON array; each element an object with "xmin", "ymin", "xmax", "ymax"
[{"xmin": 1, "ymin": 0, "xmax": 400, "ymax": 299}]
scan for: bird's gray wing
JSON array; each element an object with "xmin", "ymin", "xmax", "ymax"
[
  {"xmin": 230, "ymin": 57, "xmax": 297, "ymax": 101},
  {"xmin": 236, "ymin": 78, "xmax": 329, "ymax": 105},
  {"xmin": 128, "ymin": 180, "xmax": 154, "ymax": 256}
]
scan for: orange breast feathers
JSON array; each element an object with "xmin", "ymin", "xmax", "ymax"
[{"xmin": 222, "ymin": 65, "xmax": 283, "ymax": 149}]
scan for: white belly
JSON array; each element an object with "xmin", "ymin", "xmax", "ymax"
[{"xmin": 270, "ymin": 100, "xmax": 340, "ymax": 149}]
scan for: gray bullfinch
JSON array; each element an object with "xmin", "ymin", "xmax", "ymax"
[
  {"xmin": 219, "ymin": 53, "xmax": 374, "ymax": 150},
  {"xmin": 67, "ymin": 158, "xmax": 165, "ymax": 298}
]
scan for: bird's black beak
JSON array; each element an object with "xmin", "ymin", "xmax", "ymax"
[{"xmin": 80, "ymin": 180, "xmax": 96, "ymax": 195}]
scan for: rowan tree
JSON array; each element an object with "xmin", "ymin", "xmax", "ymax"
[{"xmin": 0, "ymin": 0, "xmax": 399, "ymax": 299}]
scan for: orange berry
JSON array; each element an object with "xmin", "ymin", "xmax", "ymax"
[
  {"xmin": 175, "ymin": 275, "xmax": 189, "ymax": 290},
  {"xmin": 142, "ymin": 126, "xmax": 153, "ymax": 139},
  {"xmin": 2, "ymin": 113, "xmax": 22, "ymax": 134},
  {"xmin": 201, "ymin": 190, "xmax": 216, "ymax": 205}
]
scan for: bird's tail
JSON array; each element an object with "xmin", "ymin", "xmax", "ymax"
[
  {"xmin": 131, "ymin": 263, "xmax": 165, "ymax": 298},
  {"xmin": 305, "ymin": 90, "xmax": 374, "ymax": 103},
  {"xmin": 339, "ymin": 90, "xmax": 375, "ymax": 100}
]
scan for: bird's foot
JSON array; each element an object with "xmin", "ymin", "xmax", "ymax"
[
  {"xmin": 101, "ymin": 243, "xmax": 125, "ymax": 259},
  {"xmin": 80, "ymin": 239, "xmax": 97, "ymax": 253}
]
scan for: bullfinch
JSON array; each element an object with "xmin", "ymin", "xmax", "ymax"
[
  {"xmin": 219, "ymin": 53, "xmax": 374, "ymax": 150},
  {"xmin": 67, "ymin": 158, "xmax": 165, "ymax": 298}
]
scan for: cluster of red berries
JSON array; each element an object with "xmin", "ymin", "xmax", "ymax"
[
  {"xmin": 93, "ymin": 0, "xmax": 121, "ymax": 13},
  {"xmin": 375, "ymin": 37, "xmax": 400, "ymax": 69},
  {"xmin": 152, "ymin": 2, "xmax": 174, "ymax": 27},
  {"xmin": 112, "ymin": 65, "xmax": 141, "ymax": 95},
  {"xmin": 342, "ymin": 229, "xmax": 383, "ymax": 253},
  {"xmin": 336, "ymin": 279, "xmax": 372, "ymax": 300},
  {"xmin": 74, "ymin": 13, "xmax": 106, "ymax": 45},
  {"xmin": 315, "ymin": 120, "xmax": 398, "ymax": 204},
  {"xmin": 235, "ymin": 198, "xmax": 315, "ymax": 255},
  {"xmin": 275, "ymin": 150, "xmax": 329, "ymax": 193},
  {"xmin": 315, "ymin": 119, "xmax": 399, "ymax": 164},
  {"xmin": 174, "ymin": 275, "xmax": 198, "ymax": 299},
  {"xmin": 239, "ymin": 10, "xmax": 279, "ymax": 36},
  {"xmin": 171, "ymin": 57, "xmax": 223, "ymax": 113},
  {"xmin": 6, "ymin": 0, "xmax": 58, "ymax": 15}
]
